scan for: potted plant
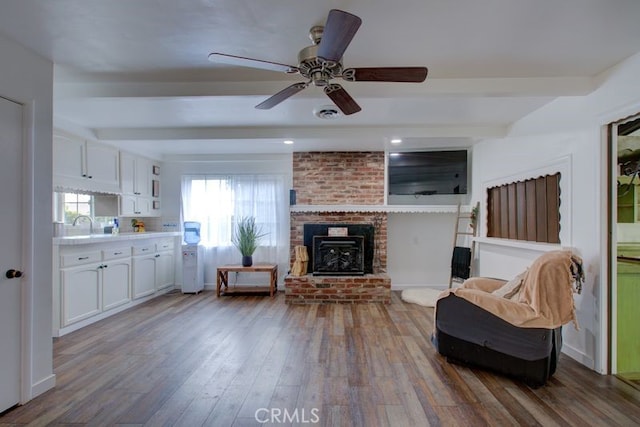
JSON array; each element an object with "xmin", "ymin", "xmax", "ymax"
[{"xmin": 231, "ymin": 216, "xmax": 267, "ymax": 267}]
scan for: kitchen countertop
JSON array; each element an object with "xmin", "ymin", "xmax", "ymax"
[{"xmin": 53, "ymin": 231, "xmax": 182, "ymax": 246}]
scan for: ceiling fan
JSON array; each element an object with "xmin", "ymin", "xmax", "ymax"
[{"xmin": 208, "ymin": 9, "xmax": 428, "ymax": 115}]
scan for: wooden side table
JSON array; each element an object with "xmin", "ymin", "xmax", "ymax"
[{"xmin": 216, "ymin": 264, "xmax": 278, "ymax": 297}]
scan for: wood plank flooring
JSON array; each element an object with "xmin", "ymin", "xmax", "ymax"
[{"xmin": 2, "ymin": 290, "xmax": 640, "ymax": 426}]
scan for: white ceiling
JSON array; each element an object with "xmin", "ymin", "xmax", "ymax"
[{"xmin": 2, "ymin": 0, "xmax": 640, "ymax": 158}]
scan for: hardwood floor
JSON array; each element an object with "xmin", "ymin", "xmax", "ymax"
[{"xmin": 2, "ymin": 290, "xmax": 640, "ymax": 426}]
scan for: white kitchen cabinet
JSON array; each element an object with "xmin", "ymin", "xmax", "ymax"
[
  {"xmin": 132, "ymin": 245, "xmax": 156, "ymax": 299},
  {"xmin": 155, "ymin": 240, "xmax": 175, "ymax": 291},
  {"xmin": 132, "ymin": 241, "xmax": 175, "ymax": 296},
  {"xmin": 120, "ymin": 151, "xmax": 151, "ymax": 197},
  {"xmin": 53, "ymin": 233, "xmax": 180, "ymax": 336},
  {"xmin": 101, "ymin": 247, "xmax": 131, "ymax": 311},
  {"xmin": 60, "ymin": 263, "xmax": 102, "ymax": 326},
  {"xmin": 60, "ymin": 247, "xmax": 132, "ymax": 326},
  {"xmin": 120, "ymin": 194, "xmax": 151, "ymax": 216},
  {"xmin": 119, "ymin": 151, "xmax": 159, "ymax": 216},
  {"xmin": 53, "ymin": 130, "xmax": 120, "ymax": 193}
]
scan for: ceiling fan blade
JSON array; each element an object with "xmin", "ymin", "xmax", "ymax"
[
  {"xmin": 208, "ymin": 52, "xmax": 298, "ymax": 74},
  {"xmin": 255, "ymin": 82, "xmax": 309, "ymax": 110},
  {"xmin": 342, "ymin": 67, "xmax": 428, "ymax": 82},
  {"xmin": 317, "ymin": 9, "xmax": 362, "ymax": 63},
  {"xmin": 324, "ymin": 84, "xmax": 361, "ymax": 115}
]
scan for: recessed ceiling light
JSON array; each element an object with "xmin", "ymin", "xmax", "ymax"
[
  {"xmin": 390, "ymin": 138, "xmax": 402, "ymax": 144},
  {"xmin": 283, "ymin": 140, "xmax": 294, "ymax": 145}
]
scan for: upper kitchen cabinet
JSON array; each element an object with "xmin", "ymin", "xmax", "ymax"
[
  {"xmin": 53, "ymin": 130, "xmax": 120, "ymax": 194},
  {"xmin": 120, "ymin": 151, "xmax": 151, "ymax": 198},
  {"xmin": 119, "ymin": 151, "xmax": 161, "ymax": 217}
]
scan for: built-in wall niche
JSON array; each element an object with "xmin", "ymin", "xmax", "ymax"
[
  {"xmin": 386, "ymin": 149, "xmax": 471, "ymax": 206},
  {"xmin": 487, "ymin": 173, "xmax": 561, "ymax": 244}
]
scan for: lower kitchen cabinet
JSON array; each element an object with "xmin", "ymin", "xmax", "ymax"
[
  {"xmin": 61, "ymin": 263, "xmax": 102, "ymax": 326},
  {"xmin": 132, "ymin": 252, "xmax": 156, "ymax": 299},
  {"xmin": 54, "ymin": 233, "xmax": 180, "ymax": 336},
  {"xmin": 132, "ymin": 243, "xmax": 176, "ymax": 297},
  {"xmin": 102, "ymin": 258, "xmax": 131, "ymax": 311},
  {"xmin": 155, "ymin": 244, "xmax": 175, "ymax": 291}
]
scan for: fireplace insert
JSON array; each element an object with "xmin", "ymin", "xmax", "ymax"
[
  {"xmin": 303, "ymin": 223, "xmax": 375, "ymax": 275},
  {"xmin": 312, "ymin": 236, "xmax": 364, "ymax": 275}
]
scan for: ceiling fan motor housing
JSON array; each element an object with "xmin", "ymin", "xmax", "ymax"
[{"xmin": 298, "ymin": 37, "xmax": 342, "ymax": 87}]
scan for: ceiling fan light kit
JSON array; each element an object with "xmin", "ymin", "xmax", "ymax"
[
  {"xmin": 314, "ymin": 105, "xmax": 341, "ymax": 119},
  {"xmin": 209, "ymin": 9, "xmax": 428, "ymax": 116}
]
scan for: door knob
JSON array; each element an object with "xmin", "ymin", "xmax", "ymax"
[{"xmin": 5, "ymin": 269, "xmax": 23, "ymax": 279}]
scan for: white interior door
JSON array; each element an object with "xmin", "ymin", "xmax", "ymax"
[{"xmin": 0, "ymin": 95, "xmax": 23, "ymax": 412}]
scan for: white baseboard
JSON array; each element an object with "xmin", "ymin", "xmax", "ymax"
[
  {"xmin": 391, "ymin": 284, "xmax": 448, "ymax": 290},
  {"xmin": 561, "ymin": 343, "xmax": 595, "ymax": 370},
  {"xmin": 28, "ymin": 373, "xmax": 56, "ymax": 402}
]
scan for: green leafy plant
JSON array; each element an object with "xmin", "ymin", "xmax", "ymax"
[
  {"xmin": 470, "ymin": 204, "xmax": 479, "ymax": 231},
  {"xmin": 231, "ymin": 216, "xmax": 268, "ymax": 256}
]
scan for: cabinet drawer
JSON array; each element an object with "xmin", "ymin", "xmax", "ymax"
[
  {"xmin": 60, "ymin": 251, "xmax": 102, "ymax": 267},
  {"xmin": 102, "ymin": 247, "xmax": 131, "ymax": 260},
  {"xmin": 156, "ymin": 240, "xmax": 174, "ymax": 252},
  {"xmin": 132, "ymin": 244, "xmax": 154, "ymax": 255}
]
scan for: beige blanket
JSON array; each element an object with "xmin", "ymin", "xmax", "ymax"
[{"xmin": 438, "ymin": 250, "xmax": 583, "ymax": 329}]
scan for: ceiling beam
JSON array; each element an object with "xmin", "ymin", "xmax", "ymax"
[
  {"xmin": 56, "ymin": 76, "xmax": 595, "ymax": 99},
  {"xmin": 96, "ymin": 124, "xmax": 508, "ymax": 141}
]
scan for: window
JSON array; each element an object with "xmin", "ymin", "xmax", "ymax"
[
  {"xmin": 53, "ymin": 192, "xmax": 115, "ymax": 226},
  {"xmin": 181, "ymin": 174, "xmax": 287, "ymax": 248},
  {"xmin": 62, "ymin": 193, "xmax": 92, "ymax": 223}
]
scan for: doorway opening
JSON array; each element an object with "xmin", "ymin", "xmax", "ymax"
[{"xmin": 610, "ymin": 113, "xmax": 640, "ymax": 390}]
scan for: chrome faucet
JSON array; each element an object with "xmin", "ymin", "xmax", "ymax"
[{"xmin": 72, "ymin": 215, "xmax": 94, "ymax": 234}]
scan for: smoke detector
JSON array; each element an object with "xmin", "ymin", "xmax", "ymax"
[{"xmin": 314, "ymin": 104, "xmax": 341, "ymax": 119}]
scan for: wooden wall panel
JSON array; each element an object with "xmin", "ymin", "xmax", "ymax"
[
  {"xmin": 535, "ymin": 177, "xmax": 548, "ymax": 242},
  {"xmin": 488, "ymin": 187, "xmax": 501, "ymax": 237},
  {"xmin": 525, "ymin": 180, "xmax": 537, "ymax": 241},
  {"xmin": 546, "ymin": 174, "xmax": 560, "ymax": 243},
  {"xmin": 487, "ymin": 173, "xmax": 560, "ymax": 244},
  {"xmin": 516, "ymin": 181, "xmax": 527, "ymax": 240},
  {"xmin": 507, "ymin": 183, "xmax": 517, "ymax": 239},
  {"xmin": 500, "ymin": 186, "xmax": 509, "ymax": 238}
]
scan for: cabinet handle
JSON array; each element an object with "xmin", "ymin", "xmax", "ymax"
[
  {"xmin": 155, "ymin": 254, "xmax": 160, "ymax": 258},
  {"xmin": 103, "ymin": 264, "xmax": 108, "ymax": 268},
  {"xmin": 78, "ymin": 256, "xmax": 89, "ymax": 260},
  {"xmin": 113, "ymin": 252, "xmax": 122, "ymax": 255}
]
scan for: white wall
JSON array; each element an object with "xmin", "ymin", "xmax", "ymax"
[
  {"xmin": 387, "ymin": 213, "xmax": 459, "ymax": 288},
  {"xmin": 472, "ymin": 52, "xmax": 640, "ymax": 373},
  {"xmin": 0, "ymin": 34, "xmax": 54, "ymax": 399}
]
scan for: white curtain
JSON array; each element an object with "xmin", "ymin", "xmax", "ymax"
[{"xmin": 181, "ymin": 174, "xmax": 289, "ymax": 285}]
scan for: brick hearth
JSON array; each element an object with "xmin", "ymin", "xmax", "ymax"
[{"xmin": 284, "ymin": 274, "xmax": 391, "ymax": 304}]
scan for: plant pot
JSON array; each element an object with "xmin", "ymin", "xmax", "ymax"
[{"xmin": 242, "ymin": 255, "xmax": 253, "ymax": 267}]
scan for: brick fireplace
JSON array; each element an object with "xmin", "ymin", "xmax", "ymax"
[{"xmin": 285, "ymin": 152, "xmax": 391, "ymax": 304}]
